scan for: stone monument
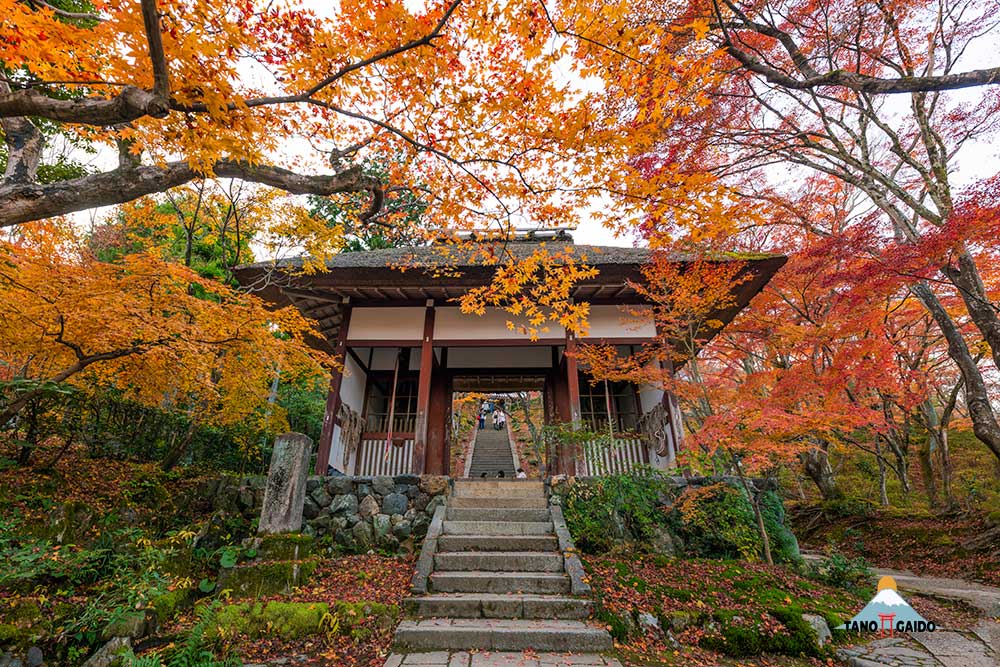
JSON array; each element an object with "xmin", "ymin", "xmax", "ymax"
[{"xmin": 258, "ymin": 432, "xmax": 313, "ymax": 534}]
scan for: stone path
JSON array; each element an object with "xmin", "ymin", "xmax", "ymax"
[
  {"xmin": 386, "ymin": 480, "xmax": 613, "ymax": 666},
  {"xmin": 386, "ymin": 651, "xmax": 623, "ymax": 666},
  {"xmin": 814, "ymin": 555, "xmax": 1000, "ymax": 667}
]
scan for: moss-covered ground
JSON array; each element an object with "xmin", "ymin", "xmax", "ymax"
[{"xmin": 585, "ymin": 552, "xmax": 862, "ymax": 663}]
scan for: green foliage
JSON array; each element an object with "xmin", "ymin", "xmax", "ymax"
[
  {"xmin": 124, "ymin": 602, "xmax": 241, "ymax": 667},
  {"xmin": 670, "ymin": 484, "xmax": 760, "ymax": 560},
  {"xmin": 699, "ymin": 605, "xmax": 821, "ymax": 657},
  {"xmin": 557, "ymin": 467, "xmax": 671, "ymax": 553},
  {"xmin": 308, "ymin": 158, "xmax": 426, "ymax": 252},
  {"xmin": 805, "ymin": 551, "xmax": 873, "ymax": 595},
  {"xmin": 759, "ymin": 490, "xmax": 802, "ymax": 563},
  {"xmin": 0, "ymin": 378, "xmax": 83, "ymax": 465},
  {"xmin": 19, "ymin": 386, "xmax": 271, "ymax": 472},
  {"xmin": 275, "ymin": 376, "xmax": 327, "ymax": 445},
  {"xmin": 204, "ymin": 600, "xmax": 398, "ymax": 642}
]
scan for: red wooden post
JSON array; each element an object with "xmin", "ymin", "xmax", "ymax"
[
  {"xmin": 564, "ymin": 333, "xmax": 582, "ymax": 475},
  {"xmin": 315, "ymin": 302, "xmax": 352, "ymax": 475},
  {"xmin": 411, "ymin": 301, "xmax": 435, "ymax": 475}
]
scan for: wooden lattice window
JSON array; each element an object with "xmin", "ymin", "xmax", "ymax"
[{"xmin": 579, "ymin": 376, "xmax": 640, "ymax": 435}]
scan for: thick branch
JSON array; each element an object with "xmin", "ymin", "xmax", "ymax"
[
  {"xmin": 718, "ymin": 10, "xmax": 1000, "ymax": 93},
  {"xmin": 0, "ymin": 160, "xmax": 380, "ymax": 227},
  {"xmin": 0, "ymin": 85, "xmax": 169, "ymax": 123}
]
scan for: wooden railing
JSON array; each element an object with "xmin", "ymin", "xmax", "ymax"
[
  {"xmin": 355, "ymin": 437, "xmax": 414, "ymax": 476},
  {"xmin": 582, "ymin": 437, "xmax": 648, "ymax": 475}
]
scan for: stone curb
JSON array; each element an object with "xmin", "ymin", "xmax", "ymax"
[
  {"xmin": 411, "ymin": 503, "xmax": 447, "ymax": 595},
  {"xmin": 549, "ymin": 503, "xmax": 590, "ymax": 596}
]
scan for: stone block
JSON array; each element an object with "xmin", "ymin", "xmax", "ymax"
[
  {"xmin": 329, "ymin": 494, "xmax": 359, "ymax": 516},
  {"xmin": 419, "ymin": 475, "xmax": 450, "ymax": 496},
  {"xmin": 352, "ymin": 520, "xmax": 374, "ymax": 550},
  {"xmin": 373, "ymin": 475, "xmax": 395, "ymax": 495},
  {"xmin": 374, "ymin": 514, "xmax": 392, "ymax": 542},
  {"xmin": 310, "ymin": 486, "xmax": 332, "ymax": 507},
  {"xmin": 326, "ymin": 476, "xmax": 354, "ymax": 495},
  {"xmin": 383, "ymin": 492, "xmax": 409, "ymax": 516},
  {"xmin": 258, "ymin": 433, "xmax": 313, "ymax": 535},
  {"xmin": 359, "ymin": 494, "xmax": 380, "ymax": 518}
]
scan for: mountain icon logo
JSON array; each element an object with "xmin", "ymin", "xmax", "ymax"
[{"xmin": 837, "ymin": 576, "xmax": 937, "ymax": 636}]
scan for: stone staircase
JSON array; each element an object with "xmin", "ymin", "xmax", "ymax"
[
  {"xmin": 467, "ymin": 426, "xmax": 516, "ymax": 478},
  {"xmin": 394, "ymin": 480, "xmax": 612, "ymax": 653}
]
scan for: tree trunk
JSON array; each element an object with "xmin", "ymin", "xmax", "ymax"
[
  {"xmin": 911, "ymin": 282, "xmax": 1000, "ymax": 462},
  {"xmin": 937, "ymin": 428, "xmax": 954, "ymax": 508},
  {"xmin": 942, "ymin": 251, "xmax": 1000, "ymax": 374},
  {"xmin": 730, "ymin": 453, "xmax": 773, "ymax": 565},
  {"xmin": 799, "ymin": 444, "xmax": 841, "ymax": 500},
  {"xmin": 160, "ymin": 419, "xmax": 199, "ymax": 471},
  {"xmin": 917, "ymin": 437, "xmax": 938, "ymax": 508},
  {"xmin": 875, "ymin": 439, "xmax": 889, "ymax": 507}
]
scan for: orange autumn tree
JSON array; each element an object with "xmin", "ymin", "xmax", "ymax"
[
  {"xmin": 0, "ymin": 0, "xmax": 632, "ymax": 232},
  {"xmin": 0, "ymin": 219, "xmax": 329, "ymax": 467}
]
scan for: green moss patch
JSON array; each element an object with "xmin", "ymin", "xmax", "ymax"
[
  {"xmin": 206, "ymin": 600, "xmax": 399, "ymax": 642},
  {"xmin": 216, "ymin": 558, "xmax": 319, "ymax": 598},
  {"xmin": 586, "ymin": 554, "xmax": 858, "ymax": 659}
]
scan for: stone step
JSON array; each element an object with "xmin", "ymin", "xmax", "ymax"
[
  {"xmin": 404, "ymin": 593, "xmax": 592, "ymax": 619},
  {"xmin": 452, "ymin": 480, "xmax": 545, "ymax": 498},
  {"xmin": 434, "ymin": 551, "xmax": 564, "ymax": 573},
  {"xmin": 443, "ymin": 520, "xmax": 553, "ymax": 536},
  {"xmin": 393, "ymin": 619, "xmax": 612, "ymax": 652},
  {"xmin": 446, "ymin": 507, "xmax": 550, "ymax": 522},
  {"xmin": 436, "ymin": 535, "xmax": 559, "ymax": 552},
  {"xmin": 449, "ymin": 497, "xmax": 549, "ymax": 509},
  {"xmin": 430, "ymin": 571, "xmax": 570, "ymax": 594}
]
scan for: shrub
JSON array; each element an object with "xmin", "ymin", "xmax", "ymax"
[
  {"xmin": 699, "ymin": 605, "xmax": 820, "ymax": 657},
  {"xmin": 557, "ymin": 468, "xmax": 670, "ymax": 553},
  {"xmin": 805, "ymin": 551, "xmax": 873, "ymax": 594},
  {"xmin": 670, "ymin": 483, "xmax": 760, "ymax": 560}
]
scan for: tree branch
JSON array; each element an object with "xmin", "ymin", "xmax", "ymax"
[
  {"xmin": 0, "ymin": 160, "xmax": 380, "ymax": 227},
  {"xmin": 0, "ymin": 85, "xmax": 169, "ymax": 123},
  {"xmin": 139, "ymin": 0, "xmax": 171, "ymax": 98}
]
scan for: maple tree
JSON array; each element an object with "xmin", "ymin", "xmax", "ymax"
[
  {"xmin": 0, "ymin": 217, "xmax": 328, "ymax": 467},
  {"xmin": 549, "ymin": 0, "xmax": 1000, "ymax": 468},
  {"xmin": 0, "ymin": 0, "xmax": 628, "ymax": 231}
]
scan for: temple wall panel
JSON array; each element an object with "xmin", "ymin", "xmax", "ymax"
[
  {"xmin": 584, "ymin": 305, "xmax": 656, "ymax": 339},
  {"xmin": 434, "ymin": 307, "xmax": 566, "ymax": 341},
  {"xmin": 333, "ymin": 352, "xmax": 367, "ymax": 473},
  {"xmin": 347, "ymin": 307, "xmax": 425, "ymax": 340},
  {"xmin": 447, "ymin": 346, "xmax": 553, "ymax": 368}
]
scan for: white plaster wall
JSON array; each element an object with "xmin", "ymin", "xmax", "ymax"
[
  {"xmin": 435, "ymin": 307, "xmax": 565, "ymax": 341},
  {"xmin": 638, "ymin": 383, "xmax": 663, "ymax": 413},
  {"xmin": 333, "ymin": 353, "xmax": 366, "ymax": 473},
  {"xmin": 348, "ymin": 307, "xmax": 425, "ymax": 340},
  {"xmin": 584, "ymin": 305, "xmax": 656, "ymax": 339},
  {"xmin": 447, "ymin": 346, "xmax": 554, "ymax": 368}
]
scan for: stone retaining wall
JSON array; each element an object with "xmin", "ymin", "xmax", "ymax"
[
  {"xmin": 301, "ymin": 474, "xmax": 451, "ymax": 552},
  {"xmin": 197, "ymin": 473, "xmax": 451, "ymax": 554}
]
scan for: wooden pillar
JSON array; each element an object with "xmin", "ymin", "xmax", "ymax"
[
  {"xmin": 426, "ymin": 352, "xmax": 448, "ymax": 475},
  {"xmin": 661, "ymin": 355, "xmax": 683, "ymax": 465},
  {"xmin": 315, "ymin": 302, "xmax": 352, "ymax": 475},
  {"xmin": 549, "ymin": 347, "xmax": 568, "ymax": 475},
  {"xmin": 411, "ymin": 301, "xmax": 435, "ymax": 475},
  {"xmin": 564, "ymin": 333, "xmax": 583, "ymax": 475}
]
